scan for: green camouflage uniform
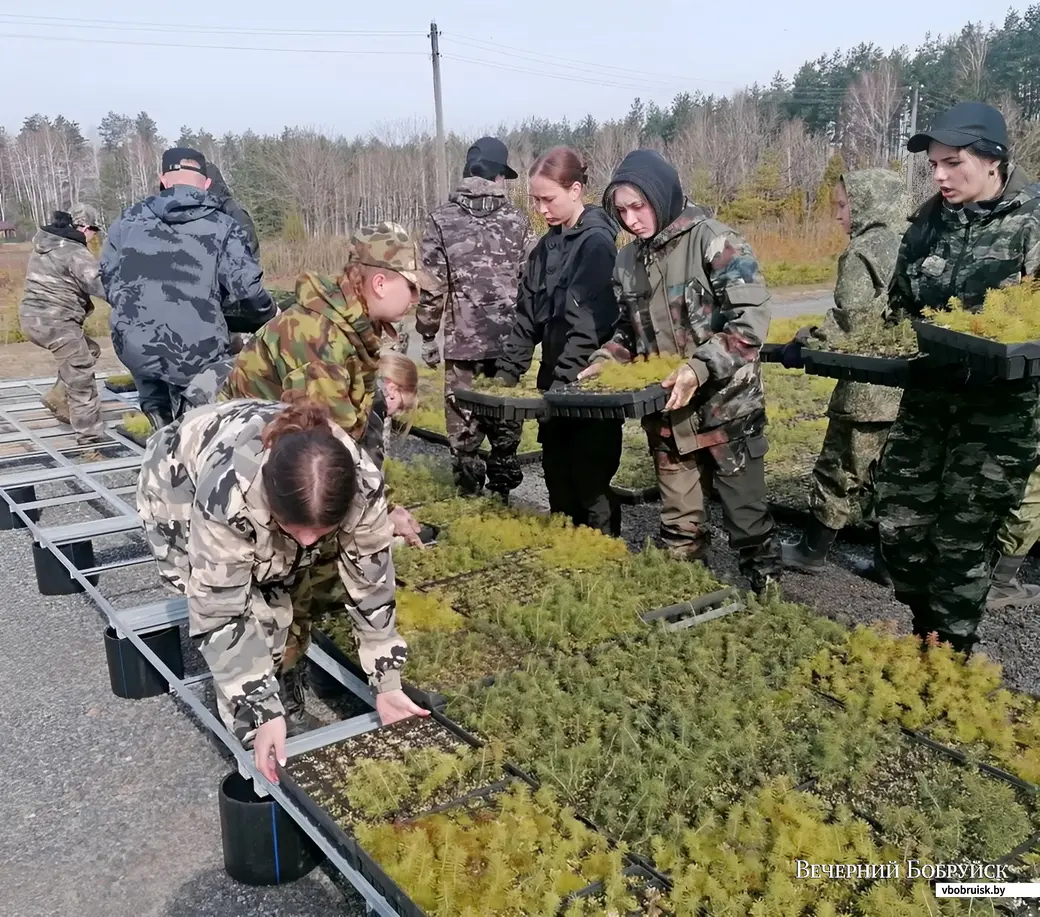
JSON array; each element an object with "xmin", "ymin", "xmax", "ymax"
[
  {"xmin": 807, "ymin": 169, "xmax": 906, "ymax": 530},
  {"xmin": 875, "ymin": 166, "xmax": 1040, "ymax": 651},
  {"xmin": 219, "ymin": 223, "xmax": 435, "ymax": 444},
  {"xmin": 597, "ymin": 199, "xmax": 780, "ymax": 591},
  {"xmin": 997, "ymin": 467, "xmax": 1040, "ymax": 555},
  {"xmin": 18, "ymin": 212, "xmax": 106, "ymax": 438},
  {"xmin": 136, "ymin": 399, "xmax": 406, "ymax": 746}
]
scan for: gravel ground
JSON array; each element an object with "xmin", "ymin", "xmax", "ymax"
[{"xmin": 3, "ymin": 372, "xmax": 1037, "ymax": 916}]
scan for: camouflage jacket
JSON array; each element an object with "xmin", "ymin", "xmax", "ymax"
[
  {"xmin": 595, "ymin": 202, "xmax": 772, "ymax": 455},
  {"xmin": 889, "ymin": 165, "xmax": 1040, "ymax": 318},
  {"xmin": 19, "ymin": 226, "xmax": 105, "ymax": 325},
  {"xmin": 136, "ymin": 399, "xmax": 405, "ymax": 729},
  {"xmin": 100, "ymin": 185, "xmax": 275, "ymax": 388},
  {"xmin": 812, "ymin": 169, "xmax": 907, "ymax": 422},
  {"xmin": 416, "ymin": 177, "xmax": 535, "ymax": 360},
  {"xmin": 220, "ymin": 272, "xmax": 383, "ymax": 442}
]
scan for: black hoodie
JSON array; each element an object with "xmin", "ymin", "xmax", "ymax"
[
  {"xmin": 205, "ymin": 163, "xmax": 260, "ymax": 258},
  {"xmin": 498, "ymin": 205, "xmax": 620, "ymax": 388},
  {"xmin": 603, "ymin": 149, "xmax": 685, "ymax": 238}
]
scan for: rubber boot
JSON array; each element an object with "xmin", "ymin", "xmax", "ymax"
[
  {"xmin": 851, "ymin": 539, "xmax": 892, "ymax": 587},
  {"xmin": 986, "ymin": 554, "xmax": 1040, "ymax": 611},
  {"xmin": 278, "ymin": 664, "xmax": 321, "ymax": 737},
  {"xmin": 780, "ymin": 519, "xmax": 839, "ymax": 573}
]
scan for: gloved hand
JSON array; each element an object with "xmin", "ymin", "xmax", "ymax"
[
  {"xmin": 494, "ymin": 371, "xmax": 519, "ymax": 388},
  {"xmin": 780, "ymin": 340, "xmax": 805, "ymax": 370},
  {"xmin": 421, "ymin": 337, "xmax": 441, "ymax": 369}
]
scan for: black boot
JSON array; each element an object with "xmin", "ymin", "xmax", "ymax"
[
  {"xmin": 986, "ymin": 554, "xmax": 1040, "ymax": 611},
  {"xmin": 851, "ymin": 539, "xmax": 892, "ymax": 587},
  {"xmin": 780, "ymin": 519, "xmax": 838, "ymax": 573},
  {"xmin": 277, "ymin": 664, "xmax": 321, "ymax": 737}
]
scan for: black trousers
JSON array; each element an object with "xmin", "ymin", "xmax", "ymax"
[
  {"xmin": 133, "ymin": 374, "xmax": 186, "ymax": 423},
  {"xmin": 540, "ymin": 417, "xmax": 622, "ymax": 536}
]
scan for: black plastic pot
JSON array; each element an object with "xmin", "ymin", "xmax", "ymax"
[
  {"xmin": 32, "ymin": 539, "xmax": 98, "ymax": 595},
  {"xmin": 104, "ymin": 625, "xmax": 185, "ymax": 699},
  {"xmin": 218, "ymin": 771, "xmax": 326, "ymax": 886},
  {"xmin": 454, "ymin": 387, "xmax": 547, "ymax": 421},
  {"xmin": 0, "ymin": 484, "xmax": 41, "ymax": 530},
  {"xmin": 803, "ymin": 349, "xmax": 909, "ymax": 387},
  {"xmin": 543, "ymin": 383, "xmax": 669, "ymax": 420},
  {"xmin": 913, "ymin": 321, "xmax": 1040, "ymax": 381}
]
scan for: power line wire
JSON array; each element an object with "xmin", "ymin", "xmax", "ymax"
[{"xmin": 441, "ymin": 54, "xmax": 667, "ymax": 93}]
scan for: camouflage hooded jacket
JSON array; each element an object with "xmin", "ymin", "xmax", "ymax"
[
  {"xmin": 890, "ymin": 165, "xmax": 1040, "ymax": 318},
  {"xmin": 811, "ymin": 169, "xmax": 907, "ymax": 422},
  {"xmin": 19, "ymin": 224, "xmax": 106, "ymax": 325},
  {"xmin": 416, "ymin": 177, "xmax": 534, "ymax": 360},
  {"xmin": 219, "ymin": 272, "xmax": 384, "ymax": 442},
  {"xmin": 596, "ymin": 203, "xmax": 772, "ymax": 455},
  {"xmin": 136, "ymin": 399, "xmax": 405, "ymax": 730}
]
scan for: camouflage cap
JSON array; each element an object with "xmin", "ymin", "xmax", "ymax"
[
  {"xmin": 349, "ymin": 222, "xmax": 438, "ymax": 291},
  {"xmin": 70, "ymin": 203, "xmax": 100, "ymax": 230}
]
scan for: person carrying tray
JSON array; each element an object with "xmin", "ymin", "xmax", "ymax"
[
  {"xmin": 137, "ymin": 392, "xmax": 428, "ymax": 783},
  {"xmin": 580, "ymin": 149, "xmax": 781, "ymax": 594},
  {"xmin": 495, "ymin": 146, "xmax": 623, "ymax": 535},
  {"xmin": 778, "ymin": 168, "xmax": 907, "ymax": 583},
  {"xmin": 872, "ymin": 101, "xmax": 1040, "ymax": 656}
]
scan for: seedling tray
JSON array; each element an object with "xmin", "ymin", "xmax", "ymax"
[
  {"xmin": 913, "ymin": 320, "xmax": 1040, "ymax": 381},
  {"xmin": 640, "ymin": 587, "xmax": 744, "ymax": 631},
  {"xmin": 114, "ymin": 423, "xmax": 150, "ymax": 448},
  {"xmin": 803, "ymin": 349, "xmax": 909, "ymax": 387},
  {"xmin": 453, "ymin": 388, "xmax": 546, "ymax": 421},
  {"xmin": 104, "ymin": 378, "xmax": 137, "ymax": 393},
  {"xmin": 759, "ymin": 343, "xmax": 786, "ymax": 364},
  {"xmin": 543, "ymin": 384, "xmax": 669, "ymax": 420},
  {"xmin": 564, "ymin": 864, "xmax": 671, "ymax": 916}
]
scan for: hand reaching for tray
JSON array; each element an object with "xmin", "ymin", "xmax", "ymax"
[
  {"xmin": 389, "ymin": 505, "xmax": 424, "ymax": 548},
  {"xmin": 254, "ymin": 715, "xmax": 287, "ymax": 784},
  {"xmin": 377, "ymin": 689, "xmax": 430, "ymax": 725},
  {"xmin": 662, "ymin": 365, "xmax": 699, "ymax": 411},
  {"xmin": 576, "ymin": 361, "xmax": 605, "ymax": 381}
]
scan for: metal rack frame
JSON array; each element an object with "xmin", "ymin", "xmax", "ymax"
[{"xmin": 0, "ymin": 374, "xmax": 400, "ymax": 916}]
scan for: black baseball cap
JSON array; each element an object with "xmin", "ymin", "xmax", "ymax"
[
  {"xmin": 161, "ymin": 146, "xmax": 208, "ymax": 175},
  {"xmin": 466, "ymin": 136, "xmax": 518, "ymax": 179},
  {"xmin": 907, "ymin": 101, "xmax": 1009, "ymax": 155}
]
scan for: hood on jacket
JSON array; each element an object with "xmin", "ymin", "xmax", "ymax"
[
  {"xmin": 205, "ymin": 163, "xmax": 232, "ymax": 204},
  {"xmin": 842, "ymin": 169, "xmax": 907, "ymax": 237},
  {"xmin": 559, "ymin": 203, "xmax": 619, "ymax": 241},
  {"xmin": 34, "ymin": 213, "xmax": 87, "ymax": 252},
  {"xmin": 449, "ymin": 176, "xmax": 509, "ymax": 216},
  {"xmin": 602, "ymin": 150, "xmax": 685, "ymax": 239},
  {"xmin": 145, "ymin": 185, "xmax": 222, "ymax": 225}
]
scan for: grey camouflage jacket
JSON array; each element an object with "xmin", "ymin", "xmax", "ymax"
[
  {"xmin": 416, "ymin": 177, "xmax": 535, "ymax": 360},
  {"xmin": 19, "ymin": 227, "xmax": 105, "ymax": 325},
  {"xmin": 100, "ymin": 185, "xmax": 275, "ymax": 388},
  {"xmin": 811, "ymin": 169, "xmax": 907, "ymax": 422},
  {"xmin": 136, "ymin": 399, "xmax": 406, "ymax": 730},
  {"xmin": 595, "ymin": 203, "xmax": 772, "ymax": 455}
]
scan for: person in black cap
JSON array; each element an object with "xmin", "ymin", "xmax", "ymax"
[
  {"xmin": 414, "ymin": 137, "xmax": 534, "ymax": 499},
  {"xmin": 873, "ymin": 101, "xmax": 1040, "ymax": 657},
  {"xmin": 100, "ymin": 147, "xmax": 275, "ymax": 429}
]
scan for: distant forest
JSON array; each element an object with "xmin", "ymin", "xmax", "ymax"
[{"xmin": 1, "ymin": 6, "xmax": 1038, "ymax": 237}]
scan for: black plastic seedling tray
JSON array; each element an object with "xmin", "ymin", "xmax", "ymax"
[
  {"xmin": 803, "ymin": 349, "xmax": 909, "ymax": 387},
  {"xmin": 114, "ymin": 423, "xmax": 150, "ymax": 448},
  {"xmin": 563, "ymin": 864, "xmax": 670, "ymax": 916},
  {"xmin": 913, "ymin": 321, "xmax": 1040, "ymax": 381},
  {"xmin": 453, "ymin": 388, "xmax": 546, "ymax": 421},
  {"xmin": 407, "ymin": 426, "xmax": 542, "ymax": 466},
  {"xmin": 104, "ymin": 378, "xmax": 137, "ymax": 394},
  {"xmin": 543, "ymin": 383, "xmax": 669, "ymax": 420}
]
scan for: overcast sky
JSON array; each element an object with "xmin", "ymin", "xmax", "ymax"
[{"xmin": 0, "ymin": 1, "xmax": 1025, "ymax": 142}]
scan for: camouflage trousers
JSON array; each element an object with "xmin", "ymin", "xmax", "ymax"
[
  {"xmin": 809, "ymin": 416, "xmax": 893, "ymax": 530},
  {"xmin": 875, "ymin": 384, "xmax": 1040, "ymax": 647},
  {"xmin": 996, "ymin": 459, "xmax": 1040, "ymax": 557},
  {"xmin": 444, "ymin": 359, "xmax": 523, "ymax": 496},
  {"xmin": 19, "ymin": 314, "xmax": 102, "ymax": 436},
  {"xmin": 643, "ymin": 418, "xmax": 781, "ymax": 591}
]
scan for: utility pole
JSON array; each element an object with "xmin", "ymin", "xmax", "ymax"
[
  {"xmin": 429, "ymin": 20, "xmax": 448, "ymax": 204},
  {"xmin": 906, "ymin": 83, "xmax": 920, "ymax": 196}
]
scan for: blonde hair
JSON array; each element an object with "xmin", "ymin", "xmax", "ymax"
[
  {"xmin": 342, "ymin": 263, "xmax": 378, "ymax": 308},
  {"xmin": 378, "ymin": 351, "xmax": 418, "ymax": 437}
]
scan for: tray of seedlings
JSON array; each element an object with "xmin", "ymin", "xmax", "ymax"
[
  {"xmin": 915, "ymin": 283, "xmax": 1040, "ymax": 381},
  {"xmin": 543, "ymin": 355, "xmax": 684, "ymax": 420},
  {"xmin": 453, "ymin": 370, "xmax": 546, "ymax": 422},
  {"xmin": 114, "ymin": 411, "xmax": 152, "ymax": 447},
  {"xmin": 802, "ymin": 318, "xmax": 917, "ymax": 387},
  {"xmin": 103, "ymin": 373, "xmax": 137, "ymax": 394}
]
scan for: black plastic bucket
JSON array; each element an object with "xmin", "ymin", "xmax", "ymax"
[
  {"xmin": 0, "ymin": 485, "xmax": 41, "ymax": 530},
  {"xmin": 104, "ymin": 625, "xmax": 185, "ymax": 699},
  {"xmin": 32, "ymin": 540, "xmax": 98, "ymax": 595},
  {"xmin": 218, "ymin": 771, "xmax": 326, "ymax": 886}
]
